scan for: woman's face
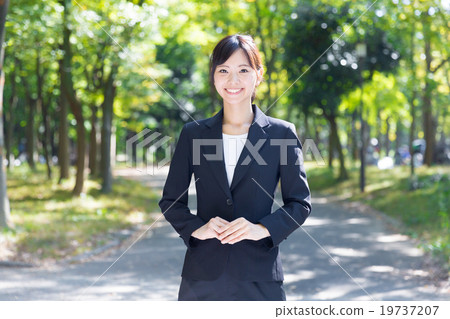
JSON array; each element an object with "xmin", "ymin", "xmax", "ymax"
[{"xmin": 213, "ymin": 49, "xmax": 261, "ymax": 106}]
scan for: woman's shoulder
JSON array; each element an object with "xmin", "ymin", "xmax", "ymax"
[
  {"xmin": 181, "ymin": 118, "xmax": 209, "ymax": 132},
  {"xmin": 266, "ymin": 115, "xmax": 295, "ymax": 130},
  {"xmin": 265, "ymin": 115, "xmax": 297, "ymax": 138}
]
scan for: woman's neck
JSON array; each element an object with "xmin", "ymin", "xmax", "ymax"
[{"xmin": 222, "ymin": 102, "xmax": 253, "ymax": 127}]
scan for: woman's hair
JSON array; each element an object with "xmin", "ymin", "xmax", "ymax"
[{"xmin": 209, "ymin": 34, "xmax": 264, "ymax": 102}]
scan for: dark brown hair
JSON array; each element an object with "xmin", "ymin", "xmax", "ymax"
[{"xmin": 209, "ymin": 34, "xmax": 264, "ymax": 102}]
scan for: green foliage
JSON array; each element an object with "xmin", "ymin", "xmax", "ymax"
[
  {"xmin": 282, "ymin": 3, "xmax": 400, "ymax": 118},
  {"xmin": 340, "ymin": 71, "xmax": 410, "ymax": 131}
]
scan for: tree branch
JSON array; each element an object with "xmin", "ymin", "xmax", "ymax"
[{"xmin": 431, "ymin": 56, "xmax": 449, "ymax": 73}]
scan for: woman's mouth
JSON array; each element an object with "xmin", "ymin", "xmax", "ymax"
[{"xmin": 225, "ymin": 88, "xmax": 243, "ymax": 95}]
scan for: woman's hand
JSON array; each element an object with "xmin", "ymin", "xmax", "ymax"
[
  {"xmin": 217, "ymin": 217, "xmax": 270, "ymax": 244},
  {"xmin": 191, "ymin": 216, "xmax": 229, "ymax": 240}
]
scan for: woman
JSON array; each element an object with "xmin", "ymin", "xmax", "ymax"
[{"xmin": 158, "ymin": 34, "xmax": 312, "ymax": 301}]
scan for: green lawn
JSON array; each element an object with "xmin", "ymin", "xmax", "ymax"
[
  {"xmin": 305, "ymin": 161, "xmax": 450, "ymax": 269},
  {"xmin": 2, "ymin": 165, "xmax": 159, "ymax": 263}
]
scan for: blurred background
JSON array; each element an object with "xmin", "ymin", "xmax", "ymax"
[{"xmin": 0, "ymin": 0, "xmax": 448, "ymax": 273}]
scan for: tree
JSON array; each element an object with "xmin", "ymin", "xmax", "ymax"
[
  {"xmin": 283, "ymin": 3, "xmax": 401, "ymax": 180},
  {"xmin": 100, "ymin": 65, "xmax": 117, "ymax": 193},
  {"xmin": 58, "ymin": 63, "xmax": 70, "ymax": 182},
  {"xmin": 4, "ymin": 57, "xmax": 17, "ymax": 170},
  {"xmin": 0, "ymin": 0, "xmax": 11, "ymax": 228},
  {"xmin": 283, "ymin": 4, "xmax": 355, "ymax": 180},
  {"xmin": 420, "ymin": 9, "xmax": 448, "ymax": 166},
  {"xmin": 60, "ymin": 0, "xmax": 85, "ymax": 196},
  {"xmin": 383, "ymin": 0, "xmax": 449, "ymax": 169},
  {"xmin": 249, "ymin": 0, "xmax": 294, "ymax": 116},
  {"xmin": 74, "ymin": 0, "xmax": 158, "ymax": 192}
]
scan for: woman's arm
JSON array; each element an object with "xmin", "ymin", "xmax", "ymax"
[
  {"xmin": 258, "ymin": 123, "xmax": 312, "ymax": 248},
  {"xmin": 158, "ymin": 124, "xmax": 206, "ymax": 248}
]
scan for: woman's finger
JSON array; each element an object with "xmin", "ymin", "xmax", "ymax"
[
  {"xmin": 211, "ymin": 219, "xmax": 228, "ymax": 233},
  {"xmin": 219, "ymin": 217, "xmax": 244, "ymax": 232},
  {"xmin": 217, "ymin": 223, "xmax": 240, "ymax": 239},
  {"xmin": 209, "ymin": 221, "xmax": 225, "ymax": 234},
  {"xmin": 218, "ymin": 222, "xmax": 246, "ymax": 241},
  {"xmin": 213, "ymin": 218, "xmax": 229, "ymax": 228},
  {"xmin": 214, "ymin": 216, "xmax": 229, "ymax": 224},
  {"xmin": 222, "ymin": 229, "xmax": 247, "ymax": 244}
]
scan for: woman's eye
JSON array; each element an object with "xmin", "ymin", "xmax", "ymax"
[{"xmin": 217, "ymin": 68, "xmax": 249, "ymax": 74}]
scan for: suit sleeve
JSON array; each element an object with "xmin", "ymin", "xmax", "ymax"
[
  {"xmin": 158, "ymin": 124, "xmax": 205, "ymax": 249},
  {"xmin": 258, "ymin": 123, "xmax": 312, "ymax": 249}
]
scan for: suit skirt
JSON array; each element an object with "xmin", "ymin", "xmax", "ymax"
[{"xmin": 178, "ymin": 270, "xmax": 286, "ymax": 301}]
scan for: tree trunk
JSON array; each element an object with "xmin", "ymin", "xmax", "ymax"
[
  {"xmin": 36, "ymin": 47, "xmax": 52, "ymax": 179},
  {"xmin": 61, "ymin": 0, "xmax": 85, "ymax": 196},
  {"xmin": 422, "ymin": 69, "xmax": 435, "ymax": 166},
  {"xmin": 328, "ymin": 123, "xmax": 334, "ymax": 168},
  {"xmin": 0, "ymin": 0, "xmax": 11, "ymax": 229},
  {"xmin": 330, "ymin": 117, "xmax": 348, "ymax": 180},
  {"xmin": 422, "ymin": 14, "xmax": 435, "ymax": 166},
  {"xmin": 329, "ymin": 115, "xmax": 348, "ymax": 180},
  {"xmin": 57, "ymin": 73, "xmax": 70, "ymax": 182},
  {"xmin": 5, "ymin": 58, "xmax": 17, "ymax": 170},
  {"xmin": 100, "ymin": 68, "xmax": 117, "ymax": 193},
  {"xmin": 88, "ymin": 104, "xmax": 98, "ymax": 177},
  {"xmin": 24, "ymin": 83, "xmax": 36, "ymax": 170},
  {"xmin": 365, "ymin": 118, "xmax": 371, "ymax": 155},
  {"xmin": 18, "ymin": 56, "xmax": 38, "ymax": 170},
  {"xmin": 439, "ymin": 103, "xmax": 447, "ymax": 146},
  {"xmin": 345, "ymin": 115, "xmax": 351, "ymax": 161},
  {"xmin": 41, "ymin": 98, "xmax": 52, "ymax": 179},
  {"xmin": 349, "ymin": 111, "xmax": 357, "ymax": 161},
  {"xmin": 395, "ymin": 119, "xmax": 401, "ymax": 164},
  {"xmin": 313, "ymin": 116, "xmax": 320, "ymax": 149},
  {"xmin": 409, "ymin": 89, "xmax": 417, "ymax": 175}
]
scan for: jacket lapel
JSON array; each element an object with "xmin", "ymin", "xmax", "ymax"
[
  {"xmin": 202, "ymin": 108, "xmax": 232, "ymax": 199},
  {"xmin": 202, "ymin": 104, "xmax": 270, "ymax": 198}
]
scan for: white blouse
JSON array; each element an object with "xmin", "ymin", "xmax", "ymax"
[{"xmin": 222, "ymin": 132, "xmax": 248, "ymax": 187}]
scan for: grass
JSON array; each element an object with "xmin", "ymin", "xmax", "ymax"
[
  {"xmin": 305, "ymin": 161, "xmax": 450, "ymax": 269},
  {"xmin": 1, "ymin": 164, "xmax": 159, "ymax": 263}
]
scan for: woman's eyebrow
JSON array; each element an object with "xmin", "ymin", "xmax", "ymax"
[{"xmin": 217, "ymin": 64, "xmax": 251, "ymax": 68}]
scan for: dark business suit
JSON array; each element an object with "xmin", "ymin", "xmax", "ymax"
[{"xmin": 158, "ymin": 103, "xmax": 312, "ymax": 300}]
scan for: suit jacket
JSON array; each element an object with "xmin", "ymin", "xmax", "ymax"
[{"xmin": 158, "ymin": 103, "xmax": 312, "ymax": 281}]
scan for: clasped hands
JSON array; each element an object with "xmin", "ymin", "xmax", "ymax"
[{"xmin": 191, "ymin": 216, "xmax": 270, "ymax": 245}]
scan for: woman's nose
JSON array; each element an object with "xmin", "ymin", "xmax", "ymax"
[{"xmin": 228, "ymin": 71, "xmax": 240, "ymax": 83}]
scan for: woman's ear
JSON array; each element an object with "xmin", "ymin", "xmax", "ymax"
[{"xmin": 255, "ymin": 68, "xmax": 264, "ymax": 87}]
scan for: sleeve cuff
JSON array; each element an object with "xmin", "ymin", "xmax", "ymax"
[
  {"xmin": 180, "ymin": 218, "xmax": 205, "ymax": 249},
  {"xmin": 258, "ymin": 218, "xmax": 280, "ymax": 250}
]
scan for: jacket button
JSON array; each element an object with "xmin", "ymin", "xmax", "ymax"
[{"xmin": 226, "ymin": 198, "xmax": 233, "ymax": 205}]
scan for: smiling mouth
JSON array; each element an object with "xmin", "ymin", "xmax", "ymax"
[{"xmin": 225, "ymin": 88, "xmax": 243, "ymax": 95}]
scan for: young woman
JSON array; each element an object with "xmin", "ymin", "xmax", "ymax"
[{"xmin": 159, "ymin": 34, "xmax": 312, "ymax": 301}]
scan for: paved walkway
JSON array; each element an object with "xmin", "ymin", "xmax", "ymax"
[{"xmin": 0, "ymin": 167, "xmax": 448, "ymax": 300}]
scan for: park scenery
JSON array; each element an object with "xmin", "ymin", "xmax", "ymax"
[{"xmin": 0, "ymin": 0, "xmax": 448, "ymax": 301}]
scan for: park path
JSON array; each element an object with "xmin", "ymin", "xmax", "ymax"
[{"xmin": 0, "ymin": 166, "xmax": 448, "ymax": 301}]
